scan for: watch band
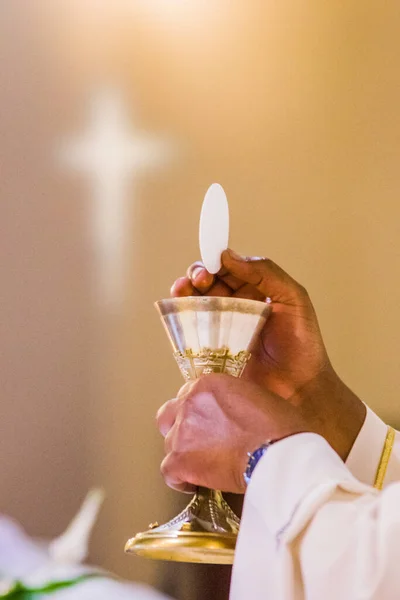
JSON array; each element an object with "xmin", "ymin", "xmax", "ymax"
[{"xmin": 243, "ymin": 440, "xmax": 274, "ymax": 486}]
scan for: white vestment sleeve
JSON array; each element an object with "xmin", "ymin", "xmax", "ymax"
[
  {"xmin": 230, "ymin": 433, "xmax": 400, "ymax": 600},
  {"xmin": 346, "ymin": 406, "xmax": 400, "ymax": 487}
]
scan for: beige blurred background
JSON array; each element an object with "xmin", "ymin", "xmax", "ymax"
[{"xmin": 1, "ymin": 1, "xmax": 400, "ymax": 598}]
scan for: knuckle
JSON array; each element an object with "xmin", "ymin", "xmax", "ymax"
[
  {"xmin": 179, "ymin": 379, "xmax": 204, "ymax": 405},
  {"xmin": 189, "ymin": 378, "xmax": 204, "ymax": 394},
  {"xmin": 297, "ymin": 282, "xmax": 307, "ymax": 295},
  {"xmin": 164, "ymin": 428, "xmax": 173, "ymax": 453},
  {"xmin": 191, "ymin": 373, "xmax": 219, "ymax": 392},
  {"xmin": 156, "ymin": 400, "xmax": 174, "ymax": 434},
  {"xmin": 204, "ymin": 371, "xmax": 225, "ymax": 385},
  {"xmin": 155, "ymin": 403, "xmax": 166, "ymax": 425},
  {"xmin": 251, "ymin": 257, "xmax": 273, "ymax": 270},
  {"xmin": 160, "ymin": 455, "xmax": 170, "ymax": 478},
  {"xmin": 165, "ymin": 418, "xmax": 194, "ymax": 453},
  {"xmin": 295, "ymin": 283, "xmax": 310, "ymax": 301},
  {"xmin": 259, "ymin": 257, "xmax": 272, "ymax": 266},
  {"xmin": 170, "ymin": 276, "xmax": 188, "ymax": 296},
  {"xmin": 160, "ymin": 451, "xmax": 183, "ymax": 484},
  {"xmin": 174, "ymin": 418, "xmax": 192, "ymax": 449},
  {"xmin": 177, "ymin": 380, "xmax": 196, "ymax": 399},
  {"xmin": 180, "ymin": 401, "xmax": 192, "ymax": 419}
]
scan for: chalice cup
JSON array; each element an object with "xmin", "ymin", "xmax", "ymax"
[{"xmin": 125, "ymin": 296, "xmax": 271, "ymax": 565}]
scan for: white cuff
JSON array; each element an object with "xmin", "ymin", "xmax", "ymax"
[
  {"xmin": 345, "ymin": 406, "xmax": 388, "ymax": 486},
  {"xmin": 245, "ymin": 433, "xmax": 373, "ymax": 544}
]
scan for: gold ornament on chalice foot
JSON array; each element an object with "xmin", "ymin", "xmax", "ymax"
[{"xmin": 125, "ymin": 296, "xmax": 271, "ymax": 564}]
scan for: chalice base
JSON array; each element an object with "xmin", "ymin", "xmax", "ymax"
[{"xmin": 125, "ymin": 488, "xmax": 239, "ymax": 564}]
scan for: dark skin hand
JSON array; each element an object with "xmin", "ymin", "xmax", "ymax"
[
  {"xmin": 170, "ymin": 249, "xmax": 366, "ymax": 463},
  {"xmin": 157, "ymin": 374, "xmax": 327, "ymax": 494}
]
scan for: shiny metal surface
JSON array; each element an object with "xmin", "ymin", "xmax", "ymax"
[
  {"xmin": 125, "ymin": 296, "xmax": 271, "ymax": 564},
  {"xmin": 125, "ymin": 488, "xmax": 239, "ymax": 564}
]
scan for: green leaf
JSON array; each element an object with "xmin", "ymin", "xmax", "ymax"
[{"xmin": 0, "ymin": 574, "xmax": 100, "ymax": 599}]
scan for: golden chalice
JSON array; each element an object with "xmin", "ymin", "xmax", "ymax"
[{"xmin": 125, "ymin": 295, "xmax": 270, "ymax": 564}]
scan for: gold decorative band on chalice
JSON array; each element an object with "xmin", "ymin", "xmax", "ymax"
[{"xmin": 174, "ymin": 347, "xmax": 251, "ymax": 381}]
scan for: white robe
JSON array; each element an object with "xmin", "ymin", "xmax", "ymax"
[{"xmin": 230, "ymin": 407, "xmax": 400, "ymax": 600}]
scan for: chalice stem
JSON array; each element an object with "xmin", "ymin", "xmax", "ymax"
[{"xmin": 193, "ymin": 487, "xmax": 240, "ymax": 532}]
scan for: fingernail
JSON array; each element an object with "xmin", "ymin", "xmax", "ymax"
[
  {"xmin": 190, "ymin": 266, "xmax": 203, "ymax": 281},
  {"xmin": 227, "ymin": 248, "xmax": 245, "ymax": 261}
]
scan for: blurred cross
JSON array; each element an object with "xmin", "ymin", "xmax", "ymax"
[{"xmin": 61, "ymin": 88, "xmax": 172, "ymax": 308}]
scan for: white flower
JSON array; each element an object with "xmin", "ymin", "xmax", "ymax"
[{"xmin": 0, "ymin": 490, "xmax": 172, "ymax": 599}]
